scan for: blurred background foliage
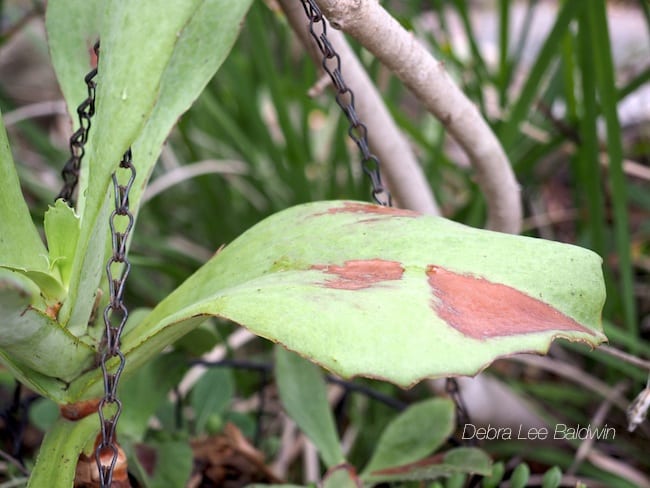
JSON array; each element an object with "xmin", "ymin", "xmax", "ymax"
[{"xmin": 1, "ymin": 0, "xmax": 650, "ymax": 486}]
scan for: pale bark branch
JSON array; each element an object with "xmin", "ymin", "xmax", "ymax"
[
  {"xmin": 277, "ymin": 0, "xmax": 440, "ymax": 215},
  {"xmin": 314, "ymin": 0, "xmax": 522, "ymax": 233}
]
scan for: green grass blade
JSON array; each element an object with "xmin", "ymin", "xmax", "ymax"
[
  {"xmin": 497, "ymin": 0, "xmax": 510, "ymax": 107},
  {"xmin": 499, "ymin": 1, "xmax": 584, "ymax": 152},
  {"xmin": 576, "ymin": 12, "xmax": 606, "ymax": 257},
  {"xmin": 587, "ymin": 0, "xmax": 637, "ymax": 337}
]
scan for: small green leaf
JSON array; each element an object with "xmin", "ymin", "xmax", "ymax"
[
  {"xmin": 362, "ymin": 398, "xmax": 455, "ymax": 476},
  {"xmin": 510, "ymin": 462, "xmax": 530, "ymax": 488},
  {"xmin": 44, "ymin": 200, "xmax": 81, "ymax": 287},
  {"xmin": 191, "ymin": 367, "xmax": 234, "ymax": 434},
  {"xmin": 443, "ymin": 448, "xmax": 492, "ymax": 476},
  {"xmin": 542, "ymin": 466, "xmax": 563, "ymax": 488},
  {"xmin": 482, "ymin": 460, "xmax": 505, "ymax": 487},
  {"xmin": 275, "ymin": 347, "xmax": 345, "ymax": 468}
]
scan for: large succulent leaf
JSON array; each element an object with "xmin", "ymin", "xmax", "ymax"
[
  {"xmin": 46, "ymin": 0, "xmax": 253, "ymax": 333},
  {"xmin": 66, "ymin": 200, "xmax": 606, "ymax": 399}
]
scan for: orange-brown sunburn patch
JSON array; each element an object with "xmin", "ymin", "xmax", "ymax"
[
  {"xmin": 45, "ymin": 301, "xmax": 62, "ymax": 320},
  {"xmin": 60, "ymin": 398, "xmax": 101, "ymax": 421},
  {"xmin": 312, "ymin": 259, "xmax": 404, "ymax": 290},
  {"xmin": 317, "ymin": 202, "xmax": 419, "ymax": 217},
  {"xmin": 426, "ymin": 265, "xmax": 596, "ymax": 339}
]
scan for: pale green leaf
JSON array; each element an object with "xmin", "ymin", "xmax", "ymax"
[
  {"xmin": 362, "ymin": 398, "xmax": 455, "ymax": 476},
  {"xmin": 276, "ymin": 347, "xmax": 345, "ymax": 468},
  {"xmin": 110, "ymin": 201, "xmax": 605, "ymax": 390},
  {"xmin": 64, "ymin": 200, "xmax": 606, "ymax": 401}
]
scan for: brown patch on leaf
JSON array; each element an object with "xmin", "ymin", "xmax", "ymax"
[
  {"xmin": 187, "ymin": 423, "xmax": 281, "ymax": 487},
  {"xmin": 312, "ymin": 259, "xmax": 404, "ymax": 290},
  {"xmin": 45, "ymin": 301, "xmax": 62, "ymax": 320},
  {"xmin": 317, "ymin": 201, "xmax": 419, "ymax": 217},
  {"xmin": 60, "ymin": 398, "xmax": 101, "ymax": 421},
  {"xmin": 88, "ymin": 42, "xmax": 99, "ymax": 69},
  {"xmin": 426, "ymin": 265, "xmax": 596, "ymax": 339}
]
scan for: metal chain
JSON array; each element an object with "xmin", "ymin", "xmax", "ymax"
[
  {"xmin": 299, "ymin": 0, "xmax": 391, "ymax": 206},
  {"xmin": 96, "ymin": 148, "xmax": 136, "ymax": 487},
  {"xmin": 300, "ymin": 1, "xmax": 472, "ymax": 436},
  {"xmin": 55, "ymin": 39, "xmax": 134, "ymax": 485},
  {"xmin": 57, "ymin": 41, "xmax": 100, "ymax": 204}
]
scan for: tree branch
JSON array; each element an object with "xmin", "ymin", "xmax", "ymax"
[
  {"xmin": 313, "ymin": 0, "xmax": 522, "ymax": 233},
  {"xmin": 277, "ymin": 0, "xmax": 440, "ymax": 215}
]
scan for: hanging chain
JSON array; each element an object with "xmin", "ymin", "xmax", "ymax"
[
  {"xmin": 53, "ymin": 40, "xmax": 134, "ymax": 486},
  {"xmin": 96, "ymin": 147, "xmax": 136, "ymax": 487},
  {"xmin": 300, "ymin": 1, "xmax": 472, "ymax": 435},
  {"xmin": 300, "ymin": 0, "xmax": 391, "ymax": 207},
  {"xmin": 57, "ymin": 41, "xmax": 100, "ymax": 204}
]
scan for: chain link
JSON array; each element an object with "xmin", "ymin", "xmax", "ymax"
[
  {"xmin": 57, "ymin": 41, "xmax": 100, "ymax": 204},
  {"xmin": 300, "ymin": 0, "xmax": 391, "ymax": 206},
  {"xmin": 96, "ymin": 148, "xmax": 136, "ymax": 487}
]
